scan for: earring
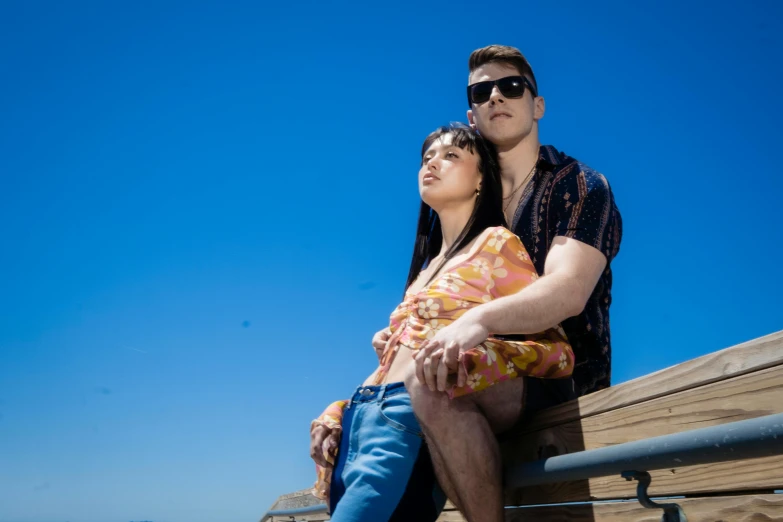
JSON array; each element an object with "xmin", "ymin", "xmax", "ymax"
[{"xmin": 475, "ymin": 188, "xmax": 480, "ymax": 196}]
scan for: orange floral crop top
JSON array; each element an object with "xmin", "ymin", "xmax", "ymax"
[
  {"xmin": 374, "ymin": 226, "xmax": 573, "ymax": 395},
  {"xmin": 311, "ymin": 227, "xmax": 574, "ymax": 501}
]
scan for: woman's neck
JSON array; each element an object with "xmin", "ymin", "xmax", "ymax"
[{"xmin": 437, "ymin": 203, "xmax": 473, "ymax": 254}]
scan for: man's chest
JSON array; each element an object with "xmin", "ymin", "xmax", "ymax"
[{"xmin": 511, "ymin": 179, "xmax": 557, "ymax": 274}]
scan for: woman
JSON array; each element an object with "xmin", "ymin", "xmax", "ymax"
[{"xmin": 309, "ymin": 123, "xmax": 573, "ymax": 522}]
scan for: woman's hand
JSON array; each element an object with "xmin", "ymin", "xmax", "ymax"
[
  {"xmin": 372, "ymin": 327, "xmax": 392, "ymax": 362},
  {"xmin": 310, "ymin": 424, "xmax": 340, "ymax": 468}
]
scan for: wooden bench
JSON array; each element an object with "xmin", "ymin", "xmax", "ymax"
[{"xmin": 262, "ymin": 330, "xmax": 783, "ymax": 522}]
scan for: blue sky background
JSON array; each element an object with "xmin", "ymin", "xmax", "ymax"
[{"xmin": 1, "ymin": 1, "xmax": 782, "ymax": 521}]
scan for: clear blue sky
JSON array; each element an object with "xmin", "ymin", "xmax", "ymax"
[{"xmin": 1, "ymin": 1, "xmax": 781, "ymax": 521}]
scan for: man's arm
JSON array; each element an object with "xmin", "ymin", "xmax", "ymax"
[
  {"xmin": 415, "ymin": 236, "xmax": 606, "ymax": 392},
  {"xmin": 469, "ymin": 235, "xmax": 606, "ymax": 335},
  {"xmin": 415, "ymin": 167, "xmax": 621, "ymax": 391},
  {"xmin": 451, "ymin": 165, "xmax": 618, "ymax": 337}
]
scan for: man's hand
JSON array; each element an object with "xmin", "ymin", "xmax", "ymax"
[
  {"xmin": 414, "ymin": 311, "xmax": 489, "ymax": 392},
  {"xmin": 372, "ymin": 327, "xmax": 392, "ymax": 362},
  {"xmin": 309, "ymin": 424, "xmax": 340, "ymax": 469}
]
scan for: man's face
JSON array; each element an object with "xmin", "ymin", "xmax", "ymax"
[{"xmin": 467, "ymin": 62, "xmax": 544, "ymax": 149}]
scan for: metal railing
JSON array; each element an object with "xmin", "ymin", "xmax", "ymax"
[
  {"xmin": 506, "ymin": 411, "xmax": 783, "ymax": 487},
  {"xmin": 261, "ymin": 412, "xmax": 783, "ymax": 521}
]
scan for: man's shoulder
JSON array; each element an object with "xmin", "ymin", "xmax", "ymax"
[
  {"xmin": 540, "ymin": 145, "xmax": 614, "ymax": 193},
  {"xmin": 537, "ymin": 145, "xmax": 623, "ymax": 260}
]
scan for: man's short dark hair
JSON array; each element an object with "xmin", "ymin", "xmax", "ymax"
[{"xmin": 468, "ymin": 45, "xmax": 538, "ymax": 94}]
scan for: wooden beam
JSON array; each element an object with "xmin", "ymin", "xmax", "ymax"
[
  {"xmin": 439, "ymin": 494, "xmax": 783, "ymax": 522},
  {"xmin": 505, "ymin": 493, "xmax": 783, "ymax": 521},
  {"xmin": 503, "ymin": 363, "xmax": 783, "ymax": 504},
  {"xmin": 519, "ymin": 330, "xmax": 783, "ymax": 434}
]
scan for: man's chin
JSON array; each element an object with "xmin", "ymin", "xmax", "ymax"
[{"xmin": 481, "ymin": 129, "xmax": 527, "ymax": 149}]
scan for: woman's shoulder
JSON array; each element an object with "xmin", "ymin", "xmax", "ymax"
[
  {"xmin": 478, "ymin": 226, "xmax": 520, "ymax": 252},
  {"xmin": 473, "ymin": 226, "xmax": 513, "ymax": 244},
  {"xmin": 455, "ymin": 226, "xmax": 505, "ymax": 259},
  {"xmin": 486, "ymin": 226, "xmax": 516, "ymax": 238}
]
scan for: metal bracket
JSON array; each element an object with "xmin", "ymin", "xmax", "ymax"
[{"xmin": 622, "ymin": 470, "xmax": 687, "ymax": 522}]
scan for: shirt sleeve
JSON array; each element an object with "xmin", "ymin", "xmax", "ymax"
[
  {"xmin": 312, "ymin": 400, "xmax": 348, "ymax": 432},
  {"xmin": 552, "ymin": 168, "xmax": 621, "ymax": 262},
  {"xmin": 446, "ymin": 228, "xmax": 576, "ymax": 394},
  {"xmin": 311, "ymin": 399, "xmax": 348, "ymax": 502},
  {"xmin": 483, "ymin": 227, "xmax": 540, "ymax": 299}
]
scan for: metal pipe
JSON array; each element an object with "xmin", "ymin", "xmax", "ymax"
[
  {"xmin": 260, "ymin": 413, "xmax": 783, "ymax": 519},
  {"xmin": 506, "ymin": 411, "xmax": 783, "ymax": 488}
]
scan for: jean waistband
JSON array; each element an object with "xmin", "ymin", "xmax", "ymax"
[{"xmin": 349, "ymin": 381, "xmax": 407, "ymax": 404}]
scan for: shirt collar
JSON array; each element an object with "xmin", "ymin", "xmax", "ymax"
[{"xmin": 537, "ymin": 144, "xmax": 571, "ymax": 171}]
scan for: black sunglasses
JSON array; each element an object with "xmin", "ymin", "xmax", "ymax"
[{"xmin": 466, "ymin": 76, "xmax": 538, "ymax": 106}]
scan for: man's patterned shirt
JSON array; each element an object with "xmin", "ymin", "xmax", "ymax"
[{"xmin": 510, "ymin": 145, "xmax": 622, "ymax": 396}]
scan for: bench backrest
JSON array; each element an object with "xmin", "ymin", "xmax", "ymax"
[
  {"xmin": 262, "ymin": 331, "xmax": 783, "ymax": 521},
  {"xmin": 492, "ymin": 330, "xmax": 783, "ymax": 520}
]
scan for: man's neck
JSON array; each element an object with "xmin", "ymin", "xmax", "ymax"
[{"xmin": 498, "ymin": 137, "xmax": 541, "ymax": 194}]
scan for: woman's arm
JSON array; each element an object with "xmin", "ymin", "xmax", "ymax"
[{"xmin": 310, "ymin": 400, "xmax": 348, "ymax": 467}]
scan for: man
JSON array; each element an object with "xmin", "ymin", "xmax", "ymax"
[{"xmin": 376, "ymin": 45, "xmax": 622, "ymax": 522}]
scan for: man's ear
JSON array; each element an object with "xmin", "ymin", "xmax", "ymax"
[
  {"xmin": 534, "ymin": 96, "xmax": 546, "ymax": 121},
  {"xmin": 467, "ymin": 109, "xmax": 476, "ymax": 129}
]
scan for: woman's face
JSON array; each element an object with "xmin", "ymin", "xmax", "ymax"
[{"xmin": 419, "ymin": 133, "xmax": 481, "ymax": 211}]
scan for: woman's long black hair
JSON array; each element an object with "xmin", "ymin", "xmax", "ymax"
[{"xmin": 404, "ymin": 123, "xmax": 506, "ymax": 292}]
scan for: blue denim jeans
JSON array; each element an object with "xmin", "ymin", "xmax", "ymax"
[{"xmin": 329, "ymin": 382, "xmax": 446, "ymax": 522}]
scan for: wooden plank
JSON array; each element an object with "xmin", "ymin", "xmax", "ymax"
[
  {"xmin": 437, "ymin": 510, "xmax": 467, "ymax": 522},
  {"xmin": 293, "ymin": 494, "xmax": 783, "ymax": 522},
  {"xmin": 505, "ymin": 493, "xmax": 783, "ymax": 522},
  {"xmin": 503, "ymin": 455, "xmax": 781, "ymax": 508},
  {"xmin": 582, "ymin": 455, "xmax": 783, "ymax": 500},
  {"xmin": 507, "ymin": 362, "xmax": 783, "ymax": 457},
  {"xmin": 504, "ymin": 363, "xmax": 783, "ymax": 504},
  {"xmin": 442, "ymin": 494, "xmax": 783, "ymax": 522},
  {"xmin": 520, "ymin": 330, "xmax": 783, "ymax": 433}
]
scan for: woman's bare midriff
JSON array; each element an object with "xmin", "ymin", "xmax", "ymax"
[{"xmin": 361, "ymin": 345, "xmax": 416, "ymax": 386}]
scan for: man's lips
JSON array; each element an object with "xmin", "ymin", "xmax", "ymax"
[{"xmin": 490, "ymin": 112, "xmax": 512, "ymax": 120}]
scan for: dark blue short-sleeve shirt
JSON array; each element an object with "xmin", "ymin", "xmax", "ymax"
[{"xmin": 510, "ymin": 145, "xmax": 622, "ymax": 396}]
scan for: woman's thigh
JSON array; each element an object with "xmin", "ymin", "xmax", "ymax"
[{"xmin": 330, "ymin": 387, "xmax": 445, "ymax": 522}]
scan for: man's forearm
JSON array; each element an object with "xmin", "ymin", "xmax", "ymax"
[{"xmin": 469, "ymin": 273, "xmax": 585, "ymax": 335}]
